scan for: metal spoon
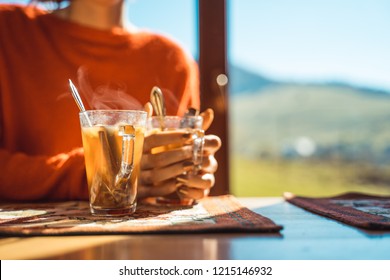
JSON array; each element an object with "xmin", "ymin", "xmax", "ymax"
[{"xmin": 68, "ymin": 79, "xmax": 92, "ymax": 127}]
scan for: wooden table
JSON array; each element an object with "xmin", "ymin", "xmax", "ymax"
[{"xmin": 1, "ymin": 197, "xmax": 389, "ymax": 260}]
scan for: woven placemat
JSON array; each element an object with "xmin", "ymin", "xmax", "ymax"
[
  {"xmin": 285, "ymin": 192, "xmax": 390, "ymax": 230},
  {"xmin": 0, "ymin": 195, "xmax": 282, "ymax": 236}
]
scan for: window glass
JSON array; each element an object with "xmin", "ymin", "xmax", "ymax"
[
  {"xmin": 228, "ymin": 0, "xmax": 390, "ymax": 197},
  {"xmin": 127, "ymin": 0, "xmax": 197, "ymax": 58}
]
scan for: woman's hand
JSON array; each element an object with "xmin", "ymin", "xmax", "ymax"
[{"xmin": 137, "ymin": 106, "xmax": 221, "ymax": 201}]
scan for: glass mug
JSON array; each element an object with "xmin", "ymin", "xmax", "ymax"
[
  {"xmin": 79, "ymin": 110, "xmax": 147, "ymax": 216},
  {"xmin": 145, "ymin": 115, "xmax": 205, "ymax": 205}
]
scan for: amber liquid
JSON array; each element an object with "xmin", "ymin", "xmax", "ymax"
[{"xmin": 82, "ymin": 125, "xmax": 145, "ymax": 215}]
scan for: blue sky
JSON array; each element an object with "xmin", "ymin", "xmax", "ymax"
[
  {"xmin": 229, "ymin": 0, "xmax": 390, "ymax": 91},
  {"xmin": 3, "ymin": 0, "xmax": 390, "ymax": 91}
]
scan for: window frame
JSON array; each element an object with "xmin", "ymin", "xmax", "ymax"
[{"xmin": 198, "ymin": 0, "xmax": 229, "ymax": 195}]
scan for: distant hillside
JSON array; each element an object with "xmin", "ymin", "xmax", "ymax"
[
  {"xmin": 228, "ymin": 64, "xmax": 275, "ymax": 94},
  {"xmin": 230, "ymin": 82, "xmax": 390, "ymax": 164},
  {"xmin": 228, "ymin": 63, "xmax": 390, "ymax": 97}
]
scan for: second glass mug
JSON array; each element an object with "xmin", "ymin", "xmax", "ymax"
[{"xmin": 145, "ymin": 115, "xmax": 205, "ymax": 205}]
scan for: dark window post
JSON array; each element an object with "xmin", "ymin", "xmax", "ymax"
[{"xmin": 198, "ymin": 0, "xmax": 229, "ymax": 195}]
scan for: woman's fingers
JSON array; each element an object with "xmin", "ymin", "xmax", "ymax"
[
  {"xmin": 138, "ymin": 178, "xmax": 178, "ymax": 199},
  {"xmin": 203, "ymin": 134, "xmax": 222, "ymax": 154},
  {"xmin": 140, "ymin": 173, "xmax": 214, "ymax": 201},
  {"xmin": 177, "ymin": 173, "xmax": 215, "ymax": 190},
  {"xmin": 144, "ymin": 132, "xmax": 220, "ymax": 157},
  {"xmin": 138, "ymin": 175, "xmax": 213, "ymax": 200},
  {"xmin": 143, "ymin": 131, "xmax": 191, "ymax": 152},
  {"xmin": 200, "ymin": 108, "xmax": 214, "ymax": 131},
  {"xmin": 140, "ymin": 161, "xmax": 194, "ymax": 185},
  {"xmin": 144, "ymin": 102, "xmax": 153, "ymax": 117},
  {"xmin": 141, "ymin": 145, "xmax": 193, "ymax": 169},
  {"xmin": 141, "ymin": 146, "xmax": 218, "ymax": 185},
  {"xmin": 199, "ymin": 155, "xmax": 218, "ymax": 174}
]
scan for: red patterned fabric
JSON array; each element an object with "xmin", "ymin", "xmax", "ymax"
[
  {"xmin": 0, "ymin": 195, "xmax": 282, "ymax": 236},
  {"xmin": 285, "ymin": 192, "xmax": 390, "ymax": 230}
]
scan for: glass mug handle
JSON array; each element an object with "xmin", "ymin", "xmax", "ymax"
[
  {"xmin": 191, "ymin": 129, "xmax": 205, "ymax": 174},
  {"xmin": 115, "ymin": 125, "xmax": 136, "ymax": 188},
  {"xmin": 175, "ymin": 128, "xmax": 205, "ymax": 204}
]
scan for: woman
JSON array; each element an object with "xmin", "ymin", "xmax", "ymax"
[{"xmin": 0, "ymin": 0, "xmax": 221, "ymax": 202}]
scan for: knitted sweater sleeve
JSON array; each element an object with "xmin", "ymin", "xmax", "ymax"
[{"xmin": 0, "ymin": 148, "xmax": 88, "ymax": 201}]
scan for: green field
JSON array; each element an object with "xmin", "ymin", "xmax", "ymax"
[
  {"xmin": 229, "ymin": 82, "xmax": 390, "ymax": 198},
  {"xmin": 230, "ymin": 155, "xmax": 390, "ymax": 197}
]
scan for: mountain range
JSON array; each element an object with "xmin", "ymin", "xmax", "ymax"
[{"xmin": 228, "ymin": 64, "xmax": 390, "ymax": 97}]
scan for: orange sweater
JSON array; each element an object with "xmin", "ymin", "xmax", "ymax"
[{"xmin": 0, "ymin": 4, "xmax": 200, "ymax": 201}]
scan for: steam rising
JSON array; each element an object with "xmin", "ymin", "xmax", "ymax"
[
  {"xmin": 160, "ymin": 88, "xmax": 180, "ymax": 115},
  {"xmin": 76, "ymin": 67, "xmax": 143, "ymax": 110}
]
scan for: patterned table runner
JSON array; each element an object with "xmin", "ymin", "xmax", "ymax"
[
  {"xmin": 0, "ymin": 195, "xmax": 282, "ymax": 236},
  {"xmin": 285, "ymin": 192, "xmax": 390, "ymax": 230}
]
